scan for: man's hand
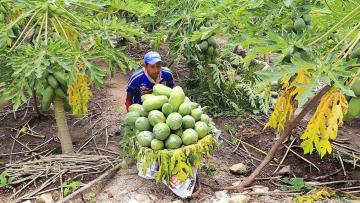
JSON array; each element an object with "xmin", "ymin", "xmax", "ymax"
[{"xmin": 125, "ymin": 92, "xmax": 133, "ymax": 112}]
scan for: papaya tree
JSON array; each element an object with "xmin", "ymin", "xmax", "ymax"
[
  {"xmin": 0, "ymin": 0, "xmax": 154, "ymax": 153},
  {"xmin": 214, "ymin": 0, "xmax": 360, "ymax": 188}
]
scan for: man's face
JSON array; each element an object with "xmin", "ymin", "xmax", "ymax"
[{"xmin": 144, "ymin": 61, "xmax": 162, "ymax": 80}]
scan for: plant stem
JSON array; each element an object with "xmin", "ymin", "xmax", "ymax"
[
  {"xmin": 54, "ymin": 15, "xmax": 69, "ymax": 41},
  {"xmin": 36, "ymin": 15, "xmax": 46, "ymax": 44},
  {"xmin": 330, "ymin": 22, "xmax": 360, "ymax": 53},
  {"xmin": 53, "ymin": 96, "xmax": 74, "ymax": 153},
  {"xmin": 10, "ymin": 8, "xmax": 41, "ymax": 50},
  {"xmin": 310, "ymin": 4, "xmax": 360, "ymax": 45},
  {"xmin": 32, "ymin": 89, "xmax": 41, "ymax": 118},
  {"xmin": 45, "ymin": 10, "xmax": 48, "ymax": 45}
]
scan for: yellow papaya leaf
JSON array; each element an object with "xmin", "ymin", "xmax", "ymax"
[
  {"xmin": 295, "ymin": 188, "xmax": 334, "ymax": 203},
  {"xmin": 265, "ymin": 91, "xmax": 294, "ymax": 132},
  {"xmin": 173, "ymin": 162, "xmax": 191, "ymax": 181},
  {"xmin": 265, "ymin": 69, "xmax": 313, "ymax": 133},
  {"xmin": 68, "ymin": 75, "xmax": 92, "ymax": 116},
  {"xmin": 300, "ymin": 88, "xmax": 348, "ymax": 158},
  {"xmin": 300, "ymin": 139, "xmax": 313, "ymax": 155},
  {"xmin": 313, "ymin": 189, "xmax": 331, "ymax": 199},
  {"xmin": 289, "ymin": 69, "xmax": 311, "ymax": 96},
  {"xmin": 323, "ymin": 140, "xmax": 332, "ymax": 154}
]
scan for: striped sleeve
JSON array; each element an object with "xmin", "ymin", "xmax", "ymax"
[
  {"xmin": 161, "ymin": 67, "xmax": 175, "ymax": 88},
  {"xmin": 126, "ymin": 70, "xmax": 143, "ymax": 93}
]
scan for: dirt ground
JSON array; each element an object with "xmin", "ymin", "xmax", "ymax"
[{"xmin": 0, "ymin": 43, "xmax": 360, "ymax": 203}]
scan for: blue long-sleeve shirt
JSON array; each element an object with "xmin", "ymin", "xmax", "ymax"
[{"xmin": 126, "ymin": 67, "xmax": 175, "ymax": 104}]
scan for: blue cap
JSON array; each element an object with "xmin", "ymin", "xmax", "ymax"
[{"xmin": 144, "ymin": 51, "xmax": 162, "ymax": 65}]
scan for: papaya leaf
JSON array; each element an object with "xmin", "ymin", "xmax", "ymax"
[{"xmin": 189, "ymin": 26, "xmax": 216, "ymax": 42}]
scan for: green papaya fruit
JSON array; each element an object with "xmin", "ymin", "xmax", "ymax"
[
  {"xmin": 55, "ymin": 88, "xmax": 66, "ymax": 98},
  {"xmin": 199, "ymin": 41, "xmax": 208, "ymax": 52},
  {"xmin": 198, "ymin": 54, "xmax": 206, "ymax": 61},
  {"xmin": 205, "ymin": 21, "xmax": 212, "ymax": 27},
  {"xmin": 307, "ymin": 25, "xmax": 313, "ymax": 31},
  {"xmin": 294, "ymin": 18, "xmax": 306, "ymax": 33},
  {"xmin": 208, "ymin": 37, "xmax": 217, "ymax": 48},
  {"xmin": 53, "ymin": 72, "xmax": 67, "ymax": 86},
  {"xmin": 47, "ymin": 75, "xmax": 59, "ymax": 89},
  {"xmin": 344, "ymin": 97, "xmax": 360, "ymax": 121},
  {"xmin": 207, "ymin": 46, "xmax": 214, "ymax": 56},
  {"xmin": 302, "ymin": 14, "xmax": 312, "ymax": 25},
  {"xmin": 41, "ymin": 86, "xmax": 54, "ymax": 111},
  {"xmin": 351, "ymin": 78, "xmax": 360, "ymax": 96}
]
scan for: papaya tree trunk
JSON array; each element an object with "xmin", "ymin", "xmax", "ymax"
[{"xmin": 53, "ymin": 96, "xmax": 74, "ymax": 153}]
